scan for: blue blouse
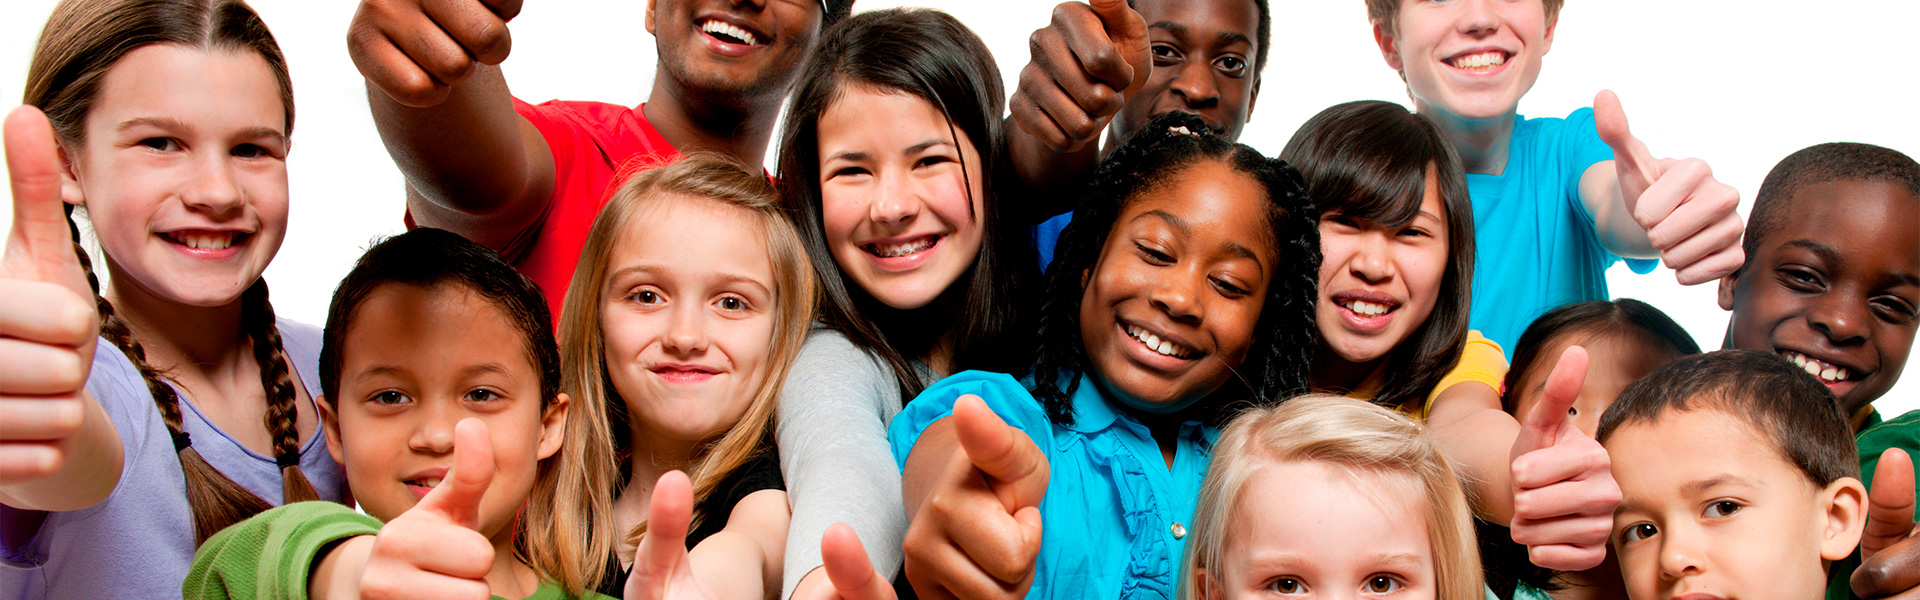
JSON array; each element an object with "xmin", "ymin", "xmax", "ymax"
[{"xmin": 889, "ymin": 371, "xmax": 1217, "ymax": 600}]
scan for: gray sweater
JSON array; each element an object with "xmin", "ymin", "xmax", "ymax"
[{"xmin": 776, "ymin": 329, "xmax": 931, "ymax": 598}]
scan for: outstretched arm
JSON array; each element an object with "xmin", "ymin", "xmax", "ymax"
[
  {"xmin": 1579, "ymin": 90, "xmax": 1744, "ymax": 285},
  {"xmin": 1005, "ymin": 0, "xmax": 1148, "ymax": 222}
]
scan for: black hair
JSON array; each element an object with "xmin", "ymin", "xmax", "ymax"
[
  {"xmin": 1030, "ymin": 111, "xmax": 1318, "ymax": 426},
  {"xmin": 1279, "ymin": 100, "xmax": 1474, "ymax": 411},
  {"xmin": 319, "ymin": 228, "xmax": 561, "ymax": 409},
  {"xmin": 1598, "ymin": 350, "xmax": 1859, "ymax": 487},
  {"xmin": 776, "ymin": 8, "xmax": 1038, "ymax": 398},
  {"xmin": 1746, "ymin": 142, "xmax": 1920, "ymax": 262},
  {"xmin": 1129, "ymin": 0, "xmax": 1271, "ymax": 74},
  {"xmin": 1500, "ymin": 298, "xmax": 1702, "ymax": 413},
  {"xmin": 821, "ymin": 0, "xmax": 854, "ymax": 28}
]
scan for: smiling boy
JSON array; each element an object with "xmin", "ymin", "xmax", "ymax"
[
  {"xmin": 1367, "ymin": 0, "xmax": 1744, "ymax": 351},
  {"xmin": 1599, "ymin": 350, "xmax": 1867, "ymax": 600},
  {"xmin": 346, "ymin": 0, "xmax": 851, "ymax": 317}
]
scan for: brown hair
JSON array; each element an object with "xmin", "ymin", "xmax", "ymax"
[
  {"xmin": 1184, "ymin": 395, "xmax": 1483, "ymax": 600},
  {"xmin": 558, "ymin": 154, "xmax": 817, "ymax": 555},
  {"xmin": 24, "ymin": 0, "xmax": 313, "ymax": 544},
  {"xmin": 1366, "ymin": 0, "xmax": 1564, "ymax": 37}
]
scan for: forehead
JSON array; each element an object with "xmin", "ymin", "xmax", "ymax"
[
  {"xmin": 1136, "ymin": 0, "xmax": 1260, "ymax": 46},
  {"xmin": 612, "ymin": 195, "xmax": 776, "ymax": 278},
  {"xmin": 342, "ymin": 283, "xmax": 537, "ymax": 378},
  {"xmin": 1606, "ymin": 407, "xmax": 1810, "ymax": 498},
  {"xmin": 86, "ymin": 44, "xmax": 287, "ymax": 137},
  {"xmin": 1758, "ymin": 180, "xmax": 1920, "ymax": 265},
  {"xmin": 1229, "ymin": 459, "xmax": 1429, "ymax": 559},
  {"xmin": 1119, "ymin": 160, "xmax": 1276, "ymax": 259}
]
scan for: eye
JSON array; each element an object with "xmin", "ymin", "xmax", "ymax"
[
  {"xmin": 231, "ymin": 143, "xmax": 271, "ymax": 159},
  {"xmin": 1396, "ymin": 226, "xmax": 1432, "ymax": 239},
  {"xmin": 370, "ymin": 390, "xmax": 410, "ymax": 406},
  {"xmin": 1365, "ymin": 575, "xmax": 1402, "ymax": 594},
  {"xmin": 1151, "ymin": 43, "xmax": 1181, "ymax": 64},
  {"xmin": 827, "ymin": 166, "xmax": 870, "ymax": 179},
  {"xmin": 1872, "ymin": 295, "xmax": 1918, "ymax": 324},
  {"xmin": 1211, "ymin": 275, "xmax": 1251, "ymax": 298},
  {"xmin": 914, "ymin": 154, "xmax": 955, "ymax": 169},
  {"xmin": 1268, "ymin": 577, "xmax": 1304, "ymax": 594},
  {"xmin": 1776, "ymin": 266, "xmax": 1826, "ymax": 293},
  {"xmin": 1567, "ymin": 406, "xmax": 1579, "ymax": 416},
  {"xmin": 631, "ymin": 289, "xmax": 662, "ymax": 305},
  {"xmin": 1213, "ymin": 55, "xmax": 1248, "ymax": 77},
  {"xmin": 1135, "ymin": 242, "xmax": 1175, "ymax": 266},
  {"xmin": 1704, "ymin": 500, "xmax": 1743, "ymax": 518},
  {"xmin": 138, "ymin": 137, "xmax": 182, "ymax": 152},
  {"xmin": 1324, "ymin": 215, "xmax": 1362, "ymax": 230},
  {"xmin": 716, "ymin": 295, "xmax": 748, "ymax": 312},
  {"xmin": 1619, "ymin": 522, "xmax": 1659, "ymax": 543},
  {"xmin": 464, "ymin": 388, "xmax": 502, "ymax": 403}
]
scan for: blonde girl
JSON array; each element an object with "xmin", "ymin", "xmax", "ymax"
[
  {"xmin": 1184, "ymin": 395, "xmax": 1483, "ymax": 600},
  {"xmin": 555, "ymin": 153, "xmax": 816, "ymax": 598}
]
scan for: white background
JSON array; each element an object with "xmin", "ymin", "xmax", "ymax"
[{"xmin": 3, "ymin": 0, "xmax": 1916, "ymax": 416}]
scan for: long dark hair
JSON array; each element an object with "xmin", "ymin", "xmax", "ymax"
[
  {"xmin": 1280, "ymin": 100, "xmax": 1475, "ymax": 411},
  {"xmin": 1500, "ymin": 298, "xmax": 1701, "ymax": 412},
  {"xmin": 775, "ymin": 8, "xmax": 1037, "ymax": 399},
  {"xmin": 1030, "ymin": 111, "xmax": 1319, "ymax": 426},
  {"xmin": 25, "ymin": 0, "xmax": 311, "ymax": 544}
]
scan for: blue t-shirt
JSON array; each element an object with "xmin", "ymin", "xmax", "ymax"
[
  {"xmin": 889, "ymin": 371, "xmax": 1216, "ymax": 600},
  {"xmin": 1467, "ymin": 108, "xmax": 1657, "ymax": 349}
]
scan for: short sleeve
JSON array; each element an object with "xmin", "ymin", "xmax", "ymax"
[
  {"xmin": 1561, "ymin": 107, "xmax": 1657, "ymax": 275},
  {"xmin": 181, "ymin": 501, "xmax": 381, "ymax": 600},
  {"xmin": 888, "ymin": 371, "xmax": 1052, "ymax": 472},
  {"xmin": 1421, "ymin": 330, "xmax": 1511, "ymax": 415}
]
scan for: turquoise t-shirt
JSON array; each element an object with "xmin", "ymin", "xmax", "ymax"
[
  {"xmin": 889, "ymin": 371, "xmax": 1217, "ymax": 600},
  {"xmin": 1466, "ymin": 108, "xmax": 1657, "ymax": 350}
]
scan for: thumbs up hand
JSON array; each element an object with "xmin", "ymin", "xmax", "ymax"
[
  {"xmin": 0, "ymin": 105, "xmax": 101, "ymax": 485},
  {"xmin": 1853, "ymin": 448, "xmax": 1920, "ymax": 599},
  {"xmin": 901, "ymin": 395, "xmax": 1050, "ymax": 600},
  {"xmin": 817, "ymin": 523, "xmax": 897, "ymax": 600},
  {"xmin": 1593, "ymin": 90, "xmax": 1745, "ymax": 286},
  {"xmin": 623, "ymin": 470, "xmax": 715, "ymax": 600},
  {"xmin": 1010, "ymin": 0, "xmax": 1152, "ymax": 153},
  {"xmin": 1508, "ymin": 346, "xmax": 1622, "ymax": 571},
  {"xmin": 360, "ymin": 418, "xmax": 498, "ymax": 600}
]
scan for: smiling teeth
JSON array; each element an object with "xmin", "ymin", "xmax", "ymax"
[
  {"xmin": 1342, "ymin": 300, "xmax": 1393, "ymax": 318},
  {"xmin": 1782, "ymin": 351, "xmax": 1852, "ymax": 383},
  {"xmin": 170, "ymin": 232, "xmax": 236, "ymax": 251},
  {"xmin": 1125, "ymin": 324, "xmax": 1193, "ymax": 359},
  {"xmin": 870, "ymin": 237, "xmax": 936, "ymax": 258},
  {"xmin": 409, "ymin": 477, "xmax": 443, "ymax": 488},
  {"xmin": 1450, "ymin": 51, "xmax": 1506, "ymax": 70},
  {"xmin": 701, "ymin": 20, "xmax": 760, "ymax": 45}
]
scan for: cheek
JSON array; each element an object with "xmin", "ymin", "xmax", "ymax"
[
  {"xmin": 1404, "ymin": 244, "xmax": 1449, "ymax": 313},
  {"xmin": 820, "ymin": 188, "xmax": 866, "ymax": 249},
  {"xmin": 721, "ymin": 317, "xmax": 777, "ymax": 381}
]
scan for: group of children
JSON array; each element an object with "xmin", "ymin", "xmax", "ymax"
[{"xmin": 0, "ymin": 1, "xmax": 1914, "ymax": 600}]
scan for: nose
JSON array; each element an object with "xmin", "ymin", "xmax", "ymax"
[
  {"xmin": 662, "ymin": 300, "xmax": 710, "ymax": 355},
  {"xmin": 1168, "ymin": 62, "xmax": 1219, "ymax": 110},
  {"xmin": 1656, "ymin": 524, "xmax": 1704, "ymax": 581},
  {"xmin": 1149, "ymin": 265, "xmax": 1206, "ymax": 323},
  {"xmin": 1806, "ymin": 295, "xmax": 1869, "ymax": 346},
  {"xmin": 868, "ymin": 171, "xmax": 919, "ymax": 230},
  {"xmin": 183, "ymin": 154, "xmax": 246, "ymax": 217},
  {"xmin": 1455, "ymin": 0, "xmax": 1500, "ymax": 37},
  {"xmin": 1347, "ymin": 231, "xmax": 1396, "ymax": 284},
  {"xmin": 409, "ymin": 399, "xmax": 458, "ymax": 455}
]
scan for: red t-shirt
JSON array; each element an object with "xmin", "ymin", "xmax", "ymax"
[{"xmin": 405, "ymin": 99, "xmax": 679, "ymax": 318}]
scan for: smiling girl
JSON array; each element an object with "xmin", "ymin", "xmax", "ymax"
[
  {"xmin": 0, "ymin": 1, "xmax": 345, "ymax": 597},
  {"xmin": 770, "ymin": 9, "xmax": 1039, "ymax": 597},
  {"xmin": 552, "ymin": 153, "xmax": 815, "ymax": 599},
  {"xmin": 890, "ymin": 111, "xmax": 1320, "ymax": 599}
]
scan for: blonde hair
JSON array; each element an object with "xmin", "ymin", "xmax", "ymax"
[
  {"xmin": 1182, "ymin": 395, "xmax": 1482, "ymax": 600},
  {"xmin": 554, "ymin": 153, "xmax": 818, "ymax": 559}
]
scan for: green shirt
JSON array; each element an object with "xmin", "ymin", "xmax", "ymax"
[{"xmin": 183, "ymin": 501, "xmax": 612, "ymax": 600}]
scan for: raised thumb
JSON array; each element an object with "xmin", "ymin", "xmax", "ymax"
[
  {"xmin": 1513, "ymin": 345, "xmax": 1588, "ymax": 461},
  {"xmin": 953, "ymin": 395, "xmax": 1050, "ymax": 513},
  {"xmin": 4, "ymin": 106, "xmax": 86, "ymax": 292},
  {"xmin": 417, "ymin": 418, "xmax": 495, "ymax": 530},
  {"xmin": 1863, "ymin": 448, "xmax": 1916, "ymax": 559}
]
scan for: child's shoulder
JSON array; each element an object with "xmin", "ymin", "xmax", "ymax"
[
  {"xmin": 888, "ymin": 370, "xmax": 1050, "ymax": 461},
  {"xmin": 183, "ymin": 501, "xmax": 379, "ymax": 600}
]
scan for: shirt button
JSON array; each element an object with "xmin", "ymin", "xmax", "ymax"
[{"xmin": 1171, "ymin": 522, "xmax": 1187, "ymax": 539}]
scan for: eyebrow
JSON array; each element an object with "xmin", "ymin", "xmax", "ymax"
[
  {"xmin": 607, "ymin": 264, "xmax": 774, "ymax": 297},
  {"xmin": 1680, "ymin": 473, "xmax": 1755, "ymax": 497},
  {"xmin": 1779, "ymin": 239, "xmax": 1920, "ymax": 287},
  {"xmin": 117, "ymin": 116, "xmax": 288, "ymax": 145},
  {"xmin": 1149, "ymin": 20, "xmax": 1253, "ymax": 48},
  {"xmin": 1132, "ymin": 209, "xmax": 1268, "ymax": 270}
]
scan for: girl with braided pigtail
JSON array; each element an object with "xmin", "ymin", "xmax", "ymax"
[
  {"xmin": 889, "ymin": 111, "xmax": 1321, "ymax": 599},
  {"xmin": 0, "ymin": 0, "xmax": 345, "ymax": 598}
]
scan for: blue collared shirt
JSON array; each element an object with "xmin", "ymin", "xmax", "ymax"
[{"xmin": 890, "ymin": 371, "xmax": 1217, "ymax": 600}]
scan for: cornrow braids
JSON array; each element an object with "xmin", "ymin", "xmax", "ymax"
[
  {"xmin": 64, "ymin": 204, "xmax": 278, "ymax": 543},
  {"xmin": 1029, "ymin": 111, "xmax": 1319, "ymax": 426},
  {"xmin": 240, "ymin": 280, "xmax": 320, "ymax": 504}
]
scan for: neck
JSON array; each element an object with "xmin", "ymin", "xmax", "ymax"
[
  {"xmin": 620, "ymin": 418, "xmax": 702, "ymax": 506},
  {"xmin": 483, "ymin": 524, "xmax": 543, "ymax": 599},
  {"xmin": 644, "ymin": 75, "xmax": 781, "ymax": 169},
  {"xmin": 1308, "ymin": 345, "xmax": 1388, "ymax": 397},
  {"xmin": 104, "ymin": 270, "xmax": 250, "ymax": 380},
  {"xmin": 1417, "ymin": 101, "xmax": 1517, "ymax": 176}
]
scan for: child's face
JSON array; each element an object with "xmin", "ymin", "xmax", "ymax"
[
  {"xmin": 1719, "ymin": 180, "xmax": 1920, "ymax": 414},
  {"xmin": 818, "ymin": 86, "xmax": 986, "ymax": 311},
  {"xmin": 645, "ymin": 0, "xmax": 821, "ymax": 102},
  {"xmin": 1512, "ymin": 334, "xmax": 1675, "ymax": 437},
  {"xmin": 1372, "ymin": 0, "xmax": 1555, "ymax": 122},
  {"xmin": 1110, "ymin": 0, "xmax": 1262, "ymax": 143},
  {"xmin": 1079, "ymin": 159, "xmax": 1274, "ymax": 413},
  {"xmin": 66, "ymin": 44, "xmax": 290, "ymax": 307},
  {"xmin": 1606, "ymin": 408, "xmax": 1862, "ymax": 600},
  {"xmin": 600, "ymin": 196, "xmax": 778, "ymax": 447},
  {"xmin": 321, "ymin": 283, "xmax": 567, "ymax": 540},
  {"xmin": 1315, "ymin": 168, "xmax": 1450, "ymax": 367},
  {"xmin": 1202, "ymin": 459, "xmax": 1437, "ymax": 600}
]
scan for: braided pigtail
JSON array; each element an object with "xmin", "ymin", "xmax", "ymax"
[
  {"xmin": 63, "ymin": 205, "xmax": 274, "ymax": 543},
  {"xmin": 241, "ymin": 280, "xmax": 320, "ymax": 504}
]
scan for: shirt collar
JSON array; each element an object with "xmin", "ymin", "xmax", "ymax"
[{"xmin": 1063, "ymin": 373, "xmax": 1125, "ymax": 433}]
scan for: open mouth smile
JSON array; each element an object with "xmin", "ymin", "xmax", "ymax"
[
  {"xmin": 864, "ymin": 235, "xmax": 939, "ymax": 259},
  {"xmin": 1124, "ymin": 322, "xmax": 1198, "ymax": 360},
  {"xmin": 1778, "ymin": 350, "xmax": 1860, "ymax": 385},
  {"xmin": 1445, "ymin": 50, "xmax": 1511, "ymax": 72},
  {"xmin": 701, "ymin": 18, "xmax": 765, "ymax": 47},
  {"xmin": 161, "ymin": 230, "xmax": 248, "ymax": 252}
]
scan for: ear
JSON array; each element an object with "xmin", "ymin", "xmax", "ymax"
[
  {"xmin": 1716, "ymin": 268, "xmax": 1739, "ymax": 311},
  {"xmin": 536, "ymin": 392, "xmax": 570, "ymax": 461},
  {"xmin": 1194, "ymin": 566, "xmax": 1217, "ymax": 600},
  {"xmin": 1541, "ymin": 16, "xmax": 1558, "ymax": 55},
  {"xmin": 55, "ymin": 143, "xmax": 83, "ymax": 206},
  {"xmin": 1246, "ymin": 77, "xmax": 1262, "ymax": 123},
  {"xmin": 644, "ymin": 0, "xmax": 659, "ymax": 35},
  {"xmin": 1371, "ymin": 21, "xmax": 1405, "ymax": 73},
  {"xmin": 317, "ymin": 397, "xmax": 346, "ymax": 464},
  {"xmin": 1818, "ymin": 476, "xmax": 1869, "ymax": 562}
]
